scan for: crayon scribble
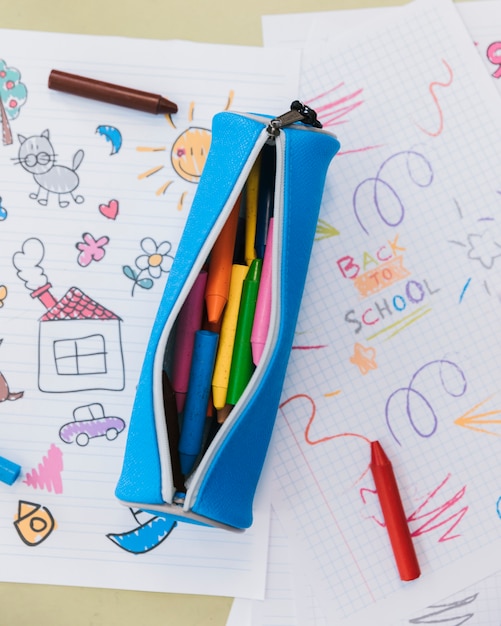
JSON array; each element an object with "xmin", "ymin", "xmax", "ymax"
[
  {"xmin": 459, "ymin": 278, "xmax": 471, "ymax": 303},
  {"xmin": 408, "ymin": 593, "xmax": 477, "ymax": 625},
  {"xmin": 349, "ymin": 342, "xmax": 377, "ymax": 375},
  {"xmin": 315, "ymin": 218, "xmax": 339, "ymax": 240},
  {"xmin": 385, "ymin": 359, "xmax": 467, "ymax": 445},
  {"xmin": 353, "ymin": 150, "xmax": 433, "ymax": 235},
  {"xmin": 487, "ymin": 41, "xmax": 501, "ymax": 79},
  {"xmin": 454, "ymin": 395, "xmax": 501, "ymax": 436},
  {"xmin": 306, "ymin": 83, "xmax": 364, "ymax": 127},
  {"xmin": 23, "ymin": 443, "xmax": 63, "ymax": 494},
  {"xmin": 415, "ymin": 59, "xmax": 454, "ymax": 137},
  {"xmin": 280, "ymin": 393, "xmax": 371, "ymax": 485},
  {"xmin": 361, "ymin": 473, "xmax": 468, "ymax": 542}
]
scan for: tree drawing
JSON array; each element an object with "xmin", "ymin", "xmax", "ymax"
[{"xmin": 0, "ymin": 60, "xmax": 27, "ymax": 146}]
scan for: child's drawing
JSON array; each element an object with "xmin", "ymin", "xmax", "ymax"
[
  {"xmin": 0, "ymin": 60, "xmax": 27, "ymax": 146},
  {"xmin": 76, "ymin": 232, "xmax": 109, "ymax": 267},
  {"xmin": 13, "ymin": 500, "xmax": 56, "ymax": 546},
  {"xmin": 0, "ymin": 371, "xmax": 23, "ymax": 402},
  {"xmin": 487, "ymin": 41, "xmax": 501, "ymax": 78},
  {"xmin": 305, "ymin": 83, "xmax": 364, "ymax": 127},
  {"xmin": 13, "ymin": 237, "xmax": 125, "ymax": 392},
  {"xmin": 14, "ymin": 130, "xmax": 84, "ymax": 207},
  {"xmin": 96, "ymin": 124, "xmax": 122, "ymax": 155},
  {"xmin": 59, "ymin": 403, "xmax": 126, "ymax": 447},
  {"xmin": 107, "ymin": 508, "xmax": 177, "ymax": 554},
  {"xmin": 23, "ymin": 443, "xmax": 63, "ymax": 494},
  {"xmin": 99, "ymin": 198, "xmax": 119, "ymax": 220},
  {"xmin": 123, "ymin": 236, "xmax": 174, "ymax": 296},
  {"xmin": 349, "ymin": 342, "xmax": 378, "ymax": 375},
  {"xmin": 137, "ymin": 91, "xmax": 234, "ymax": 210},
  {"xmin": 0, "ymin": 197, "xmax": 7, "ymax": 220}
]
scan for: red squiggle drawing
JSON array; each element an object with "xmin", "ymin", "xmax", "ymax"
[
  {"xmin": 23, "ymin": 443, "xmax": 63, "ymax": 494},
  {"xmin": 415, "ymin": 59, "xmax": 454, "ymax": 137},
  {"xmin": 280, "ymin": 393, "xmax": 371, "ymax": 484},
  {"xmin": 360, "ymin": 473, "xmax": 468, "ymax": 542}
]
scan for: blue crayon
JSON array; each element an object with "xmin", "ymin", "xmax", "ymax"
[
  {"xmin": 254, "ymin": 143, "xmax": 276, "ymax": 259},
  {"xmin": 178, "ymin": 330, "xmax": 219, "ymax": 476},
  {"xmin": 0, "ymin": 454, "xmax": 21, "ymax": 485}
]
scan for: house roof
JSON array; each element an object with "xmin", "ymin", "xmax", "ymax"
[{"xmin": 40, "ymin": 287, "xmax": 121, "ymax": 322}]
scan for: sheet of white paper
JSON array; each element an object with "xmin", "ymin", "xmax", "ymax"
[
  {"xmin": 0, "ymin": 29, "xmax": 301, "ymax": 598},
  {"xmin": 265, "ymin": 0, "xmax": 501, "ymax": 622},
  {"xmin": 262, "ymin": 1, "xmax": 501, "ymax": 97},
  {"xmin": 261, "ymin": 5, "xmax": 397, "ymax": 49},
  {"xmin": 250, "ymin": 510, "xmax": 298, "ymax": 626},
  {"xmin": 227, "ymin": 508, "xmax": 297, "ymax": 626},
  {"xmin": 226, "ymin": 598, "xmax": 253, "ymax": 626},
  {"xmin": 290, "ymin": 521, "xmax": 501, "ymax": 626},
  {"xmin": 230, "ymin": 504, "xmax": 501, "ymax": 626},
  {"xmin": 259, "ymin": 1, "xmax": 501, "ymax": 624}
]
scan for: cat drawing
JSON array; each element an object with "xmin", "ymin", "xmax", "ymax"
[{"xmin": 15, "ymin": 129, "xmax": 84, "ymax": 207}]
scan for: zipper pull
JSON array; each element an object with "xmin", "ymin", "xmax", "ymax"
[{"xmin": 267, "ymin": 100, "xmax": 322, "ymax": 136}]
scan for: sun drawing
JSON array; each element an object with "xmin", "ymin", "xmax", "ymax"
[{"xmin": 137, "ymin": 92, "xmax": 234, "ymax": 210}]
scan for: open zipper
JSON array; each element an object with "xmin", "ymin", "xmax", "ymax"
[{"xmin": 149, "ymin": 102, "xmax": 328, "ymax": 522}]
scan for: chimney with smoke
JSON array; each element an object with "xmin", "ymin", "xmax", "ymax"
[{"xmin": 13, "ymin": 238, "xmax": 57, "ymax": 310}]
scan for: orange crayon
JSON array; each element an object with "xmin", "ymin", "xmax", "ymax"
[{"xmin": 205, "ymin": 195, "xmax": 241, "ymax": 324}]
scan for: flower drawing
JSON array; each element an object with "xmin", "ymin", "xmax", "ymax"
[{"xmin": 123, "ymin": 237, "xmax": 174, "ymax": 296}]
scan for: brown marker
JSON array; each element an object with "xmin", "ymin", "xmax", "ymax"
[{"xmin": 48, "ymin": 69, "xmax": 178, "ymax": 115}]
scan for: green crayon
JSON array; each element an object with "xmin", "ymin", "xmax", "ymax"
[{"xmin": 226, "ymin": 258, "xmax": 263, "ymax": 405}]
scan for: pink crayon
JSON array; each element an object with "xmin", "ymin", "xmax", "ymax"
[
  {"xmin": 172, "ymin": 271, "xmax": 208, "ymax": 413},
  {"xmin": 251, "ymin": 217, "xmax": 274, "ymax": 365}
]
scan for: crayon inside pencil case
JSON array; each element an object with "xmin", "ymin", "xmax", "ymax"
[
  {"xmin": 254, "ymin": 142, "xmax": 276, "ymax": 259},
  {"xmin": 171, "ymin": 271, "xmax": 208, "ymax": 414},
  {"xmin": 178, "ymin": 330, "xmax": 219, "ymax": 476},
  {"xmin": 212, "ymin": 263, "xmax": 249, "ymax": 410},
  {"xmin": 205, "ymin": 195, "xmax": 242, "ymax": 325},
  {"xmin": 168, "ymin": 148, "xmax": 275, "ymax": 472},
  {"xmin": 244, "ymin": 154, "xmax": 261, "ymax": 265},
  {"xmin": 226, "ymin": 258, "xmax": 263, "ymax": 406}
]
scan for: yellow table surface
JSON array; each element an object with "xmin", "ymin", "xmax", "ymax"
[{"xmin": 0, "ymin": 0, "xmax": 467, "ymax": 624}]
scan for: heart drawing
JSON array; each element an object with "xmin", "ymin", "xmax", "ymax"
[{"xmin": 99, "ymin": 199, "xmax": 119, "ymax": 220}]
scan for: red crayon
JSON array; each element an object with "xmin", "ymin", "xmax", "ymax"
[{"xmin": 370, "ymin": 440, "xmax": 421, "ymax": 582}]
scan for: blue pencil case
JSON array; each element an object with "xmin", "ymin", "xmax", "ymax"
[{"xmin": 115, "ymin": 103, "xmax": 340, "ymax": 531}]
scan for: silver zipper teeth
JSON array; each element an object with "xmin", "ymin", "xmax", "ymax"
[
  {"xmin": 183, "ymin": 130, "xmax": 286, "ymax": 511},
  {"xmin": 153, "ymin": 124, "xmax": 271, "ymax": 506}
]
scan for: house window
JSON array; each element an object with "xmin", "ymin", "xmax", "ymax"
[{"xmin": 53, "ymin": 334, "xmax": 108, "ymax": 375}]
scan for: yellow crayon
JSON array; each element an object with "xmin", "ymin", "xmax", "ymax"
[
  {"xmin": 244, "ymin": 154, "xmax": 261, "ymax": 266},
  {"xmin": 212, "ymin": 264, "xmax": 249, "ymax": 409}
]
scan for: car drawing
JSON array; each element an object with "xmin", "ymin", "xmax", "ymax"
[{"xmin": 59, "ymin": 402, "xmax": 126, "ymax": 446}]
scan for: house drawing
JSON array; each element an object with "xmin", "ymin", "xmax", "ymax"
[
  {"xmin": 13, "ymin": 238, "xmax": 125, "ymax": 393},
  {"xmin": 35, "ymin": 284, "xmax": 124, "ymax": 392}
]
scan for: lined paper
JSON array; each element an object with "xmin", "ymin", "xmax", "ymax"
[{"xmin": 0, "ymin": 29, "xmax": 300, "ymax": 597}]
